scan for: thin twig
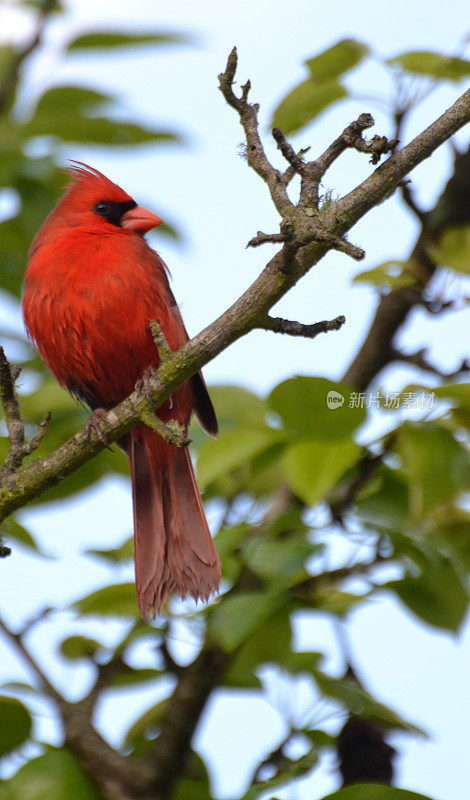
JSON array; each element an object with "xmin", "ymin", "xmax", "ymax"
[
  {"xmin": 258, "ymin": 314, "xmax": 346, "ymax": 339},
  {"xmin": 0, "ymin": 347, "xmax": 51, "ymax": 478},
  {"xmin": 218, "ymin": 47, "xmax": 294, "ymax": 216},
  {"xmin": 0, "ymin": 616, "xmax": 63, "ymax": 702},
  {"xmin": 391, "ymin": 347, "xmax": 470, "ymax": 379},
  {"xmin": 247, "ymin": 224, "xmax": 294, "ymax": 248},
  {"xmin": 0, "ymin": 0, "xmax": 57, "ymax": 116},
  {"xmin": 272, "ymin": 127, "xmax": 305, "ymax": 173}
]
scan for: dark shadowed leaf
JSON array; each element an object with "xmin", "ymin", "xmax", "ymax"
[
  {"xmin": 107, "ymin": 667, "xmax": 162, "ymax": 687},
  {"xmin": 0, "ymin": 696, "xmax": 32, "ymax": 756},
  {"xmin": 434, "ymin": 517, "xmax": 470, "ymax": 569},
  {"xmin": 73, "ymin": 583, "xmax": 138, "ymax": 618},
  {"xmin": 59, "ymin": 635, "xmax": 102, "ymax": 660},
  {"xmin": 388, "ymin": 50, "xmax": 470, "ymax": 82},
  {"xmin": 397, "ymin": 423, "xmax": 470, "ymax": 521},
  {"xmin": 385, "ymin": 554, "xmax": 469, "ymax": 632},
  {"xmin": 355, "ymin": 466, "xmax": 409, "ymax": 530},
  {"xmin": 68, "ymin": 31, "xmax": 187, "ymax": 50},
  {"xmin": 124, "ymin": 698, "xmax": 169, "ymax": 749},
  {"xmin": 224, "ymin": 610, "xmax": 292, "ymax": 688},
  {"xmin": 4, "ymin": 746, "xmax": 100, "ymax": 799}
]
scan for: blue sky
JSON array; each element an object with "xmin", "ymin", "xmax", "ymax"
[{"xmin": 1, "ymin": 0, "xmax": 469, "ymax": 797}]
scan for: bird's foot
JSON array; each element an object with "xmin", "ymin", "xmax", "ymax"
[
  {"xmin": 85, "ymin": 408, "xmax": 110, "ymax": 447},
  {"xmin": 135, "ymin": 366, "xmax": 165, "ymax": 410},
  {"xmin": 135, "ymin": 367, "xmax": 175, "ymax": 411}
]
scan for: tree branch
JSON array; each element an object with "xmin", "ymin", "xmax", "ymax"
[
  {"xmin": 218, "ymin": 47, "xmax": 293, "ymax": 217},
  {"xmin": 0, "ymin": 347, "xmax": 51, "ymax": 479},
  {"xmin": 1, "ymin": 67, "xmax": 468, "ymax": 525},
  {"xmin": 344, "ymin": 143, "xmax": 470, "ymax": 389},
  {"xmin": 257, "ymin": 314, "xmax": 346, "ymax": 338},
  {"xmin": 391, "ymin": 347, "xmax": 470, "ymax": 379},
  {"xmin": 0, "ymin": 0, "xmax": 57, "ymax": 116}
]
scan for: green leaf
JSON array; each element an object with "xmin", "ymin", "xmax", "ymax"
[
  {"xmin": 268, "ymin": 377, "xmax": 366, "ymax": 440},
  {"xmin": 239, "ymin": 748, "xmax": 318, "ymax": 800},
  {"xmin": 224, "ymin": 610, "xmax": 292, "ymax": 688},
  {"xmin": 173, "ymin": 778, "xmax": 211, "ymax": 800},
  {"xmin": 385, "ymin": 554, "xmax": 469, "ymax": 632},
  {"xmin": 24, "ymin": 0, "xmax": 63, "ymax": 9},
  {"xmin": 283, "ymin": 439, "xmax": 359, "ymax": 506},
  {"xmin": 30, "ymin": 85, "xmax": 112, "ymax": 117},
  {"xmin": 433, "ymin": 382, "xmax": 470, "ymax": 409},
  {"xmin": 398, "ymin": 423, "xmax": 470, "ymax": 521},
  {"xmin": 353, "ymin": 260, "xmax": 417, "ymax": 290},
  {"xmin": 68, "ymin": 31, "xmax": 187, "ymax": 50},
  {"xmin": 305, "ymin": 39, "xmax": 369, "ymax": 81},
  {"xmin": 4, "ymin": 746, "xmax": 100, "ymax": 799},
  {"xmin": 107, "ymin": 667, "xmax": 162, "ymax": 687},
  {"xmin": 210, "ymin": 385, "xmax": 267, "ymax": 430},
  {"xmin": 197, "ymin": 426, "xmax": 285, "ymax": 489},
  {"xmin": 428, "ymin": 224, "xmax": 470, "ymax": 273},
  {"xmin": 172, "ymin": 752, "xmax": 211, "ymax": 800},
  {"xmin": 189, "ymin": 385, "xmax": 266, "ymax": 450},
  {"xmin": 434, "ymin": 517, "xmax": 470, "ymax": 569},
  {"xmin": 25, "ymin": 86, "xmax": 179, "ymax": 146},
  {"xmin": 0, "ymin": 696, "xmax": 32, "ymax": 756},
  {"xmin": 303, "ymin": 728, "xmax": 336, "ymax": 747},
  {"xmin": 209, "ymin": 592, "xmax": 285, "ymax": 652},
  {"xmin": 388, "ymin": 50, "xmax": 470, "ymax": 82},
  {"xmin": 0, "ymin": 518, "xmax": 44, "ymax": 556},
  {"xmin": 321, "ymin": 786, "xmax": 436, "ymax": 800},
  {"xmin": 313, "ymin": 588, "xmax": 366, "ymax": 616},
  {"xmin": 283, "ymin": 650, "xmax": 324, "ymax": 675},
  {"xmin": 271, "ymin": 79, "xmax": 346, "ymax": 136},
  {"xmin": 124, "ymin": 698, "xmax": 169, "ymax": 749},
  {"xmin": 73, "ymin": 583, "xmax": 138, "ymax": 618},
  {"xmin": 59, "ymin": 636, "xmax": 102, "ymax": 660},
  {"xmin": 355, "ymin": 466, "xmax": 410, "ymax": 530},
  {"xmin": 312, "ymin": 672, "xmax": 424, "ymax": 735},
  {"xmin": 240, "ymin": 512, "xmax": 316, "ymax": 589},
  {"xmin": 0, "ymin": 45, "xmax": 15, "ymax": 78},
  {"xmin": 0, "ymin": 682, "xmax": 39, "ymax": 697},
  {"xmin": 85, "ymin": 536, "xmax": 133, "ymax": 564}
]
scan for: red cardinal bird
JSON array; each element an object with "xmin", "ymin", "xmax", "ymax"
[{"xmin": 23, "ymin": 163, "xmax": 220, "ymax": 617}]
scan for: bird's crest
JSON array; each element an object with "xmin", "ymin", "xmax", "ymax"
[{"xmin": 64, "ymin": 161, "xmax": 134, "ymax": 205}]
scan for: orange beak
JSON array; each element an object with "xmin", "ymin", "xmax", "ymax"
[{"xmin": 121, "ymin": 205, "xmax": 163, "ymax": 234}]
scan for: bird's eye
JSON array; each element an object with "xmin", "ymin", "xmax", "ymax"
[{"xmin": 93, "ymin": 201, "xmax": 111, "ymax": 215}]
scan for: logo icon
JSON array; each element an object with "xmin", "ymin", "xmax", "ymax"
[{"xmin": 327, "ymin": 390, "xmax": 344, "ymax": 409}]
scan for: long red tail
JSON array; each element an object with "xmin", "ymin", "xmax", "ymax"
[{"xmin": 129, "ymin": 429, "xmax": 221, "ymax": 618}]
